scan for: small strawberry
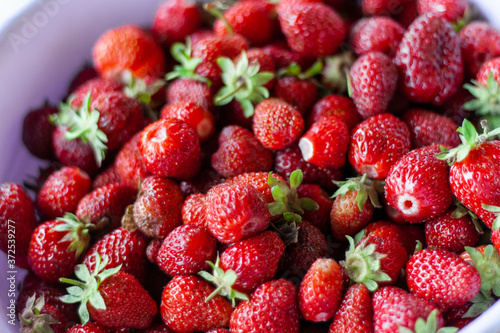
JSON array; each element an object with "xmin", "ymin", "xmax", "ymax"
[
  {"xmin": 161, "ymin": 275, "xmax": 233, "ymax": 332},
  {"xmin": 417, "ymin": 0, "xmax": 469, "ymax": 24},
  {"xmin": 348, "ymin": 113, "xmax": 411, "ymax": 180},
  {"xmin": 459, "ymin": 21, "xmax": 500, "ymax": 77},
  {"xmin": 385, "ymin": 145, "xmax": 453, "ymax": 223},
  {"xmin": 182, "ymin": 192, "xmax": 208, "ymax": 228},
  {"xmin": 230, "ymin": 279, "xmax": 300, "ymax": 333},
  {"xmin": 349, "ymin": 52, "xmax": 398, "ymax": 119},
  {"xmin": 152, "ymin": 0, "xmax": 201, "ymax": 45},
  {"xmin": 114, "ymin": 132, "xmax": 150, "ymax": 190},
  {"xmin": 22, "ymin": 104, "xmax": 58, "ymax": 159},
  {"xmin": 350, "ymin": 17, "xmax": 405, "ymax": 57},
  {"xmin": 160, "ymin": 101, "xmax": 215, "ymax": 142},
  {"xmin": 329, "ymin": 283, "xmax": 373, "ymax": 333},
  {"xmin": 19, "ymin": 294, "xmax": 69, "ymax": 333},
  {"xmin": 166, "ymin": 78, "xmax": 214, "ymax": 110},
  {"xmin": 67, "ymin": 322, "xmax": 114, "ymax": 333},
  {"xmin": 308, "ymin": 94, "xmax": 361, "ymax": 131},
  {"xmin": 407, "ymin": 248, "xmax": 481, "ymax": 310},
  {"xmin": 297, "ymin": 184, "xmax": 333, "ymax": 234}
]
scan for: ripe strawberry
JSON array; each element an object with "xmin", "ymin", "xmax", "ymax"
[
  {"xmin": 417, "ymin": 0, "xmax": 469, "ymax": 24},
  {"xmin": 385, "ymin": 145, "xmax": 453, "ymax": 223},
  {"xmin": 82, "ymin": 228, "xmax": 148, "ymax": 282},
  {"xmin": 461, "ymin": 245, "xmax": 500, "ymax": 299},
  {"xmin": 329, "ymin": 283, "xmax": 373, "ymax": 333},
  {"xmin": 166, "ymin": 78, "xmax": 214, "ymax": 111},
  {"xmin": 152, "ymin": 0, "xmax": 201, "ymax": 45},
  {"xmin": 277, "ymin": 1, "xmax": 346, "ymax": 58},
  {"xmin": 22, "ymin": 104, "xmax": 58, "ymax": 159},
  {"xmin": 402, "ymin": 108, "xmax": 461, "ymax": 149},
  {"xmin": 160, "ymin": 101, "xmax": 215, "ymax": 142},
  {"xmin": 37, "ymin": 166, "xmax": 91, "ymax": 220},
  {"xmin": 61, "ymin": 255, "xmax": 157, "ymax": 329},
  {"xmin": 76, "ymin": 183, "xmax": 136, "ymax": 230},
  {"xmin": 297, "ymin": 184, "xmax": 333, "ymax": 234},
  {"xmin": 299, "ymin": 258, "xmax": 343, "ymax": 322},
  {"xmin": 93, "ymin": 25, "xmax": 165, "ymax": 79},
  {"xmin": 407, "ymin": 248, "xmax": 481, "ymax": 310},
  {"xmin": 114, "ymin": 132, "xmax": 150, "ymax": 190},
  {"xmin": 348, "ymin": 113, "xmax": 411, "ymax": 180},
  {"xmin": 361, "ymin": 0, "xmax": 411, "ymax": 16},
  {"xmin": 252, "ymin": 98, "xmax": 304, "ymax": 150},
  {"xmin": 226, "ymin": 171, "xmax": 286, "ymax": 204},
  {"xmin": 308, "ymin": 94, "xmax": 361, "ymax": 131},
  {"xmin": 205, "ymin": 182, "xmax": 270, "ymax": 243},
  {"xmin": 139, "ymin": 118, "xmax": 201, "ymax": 180},
  {"xmin": 28, "ymin": 214, "xmax": 91, "ymax": 283},
  {"xmin": 157, "ymin": 224, "xmax": 217, "ymax": 276},
  {"xmin": 19, "ymin": 294, "xmax": 71, "ymax": 333},
  {"xmin": 372, "ymin": 286, "xmax": 445, "ymax": 333},
  {"xmin": 67, "ymin": 322, "xmax": 114, "ymax": 333},
  {"xmin": 230, "ymin": 279, "xmax": 300, "ymax": 333},
  {"xmin": 0, "ymin": 183, "xmax": 37, "ymax": 268},
  {"xmin": 261, "ymin": 41, "xmax": 306, "ymax": 69},
  {"xmin": 493, "ymin": 229, "xmax": 500, "ymax": 254},
  {"xmin": 92, "ymin": 165, "xmax": 121, "ymax": 189},
  {"xmin": 131, "ymin": 175, "xmax": 184, "ymax": 238},
  {"xmin": 350, "ymin": 52, "xmax": 398, "ymax": 119},
  {"xmin": 459, "ymin": 21, "xmax": 500, "ymax": 77},
  {"xmin": 298, "ymin": 116, "xmax": 349, "ymax": 169},
  {"xmin": 182, "ymin": 192, "xmax": 207, "ymax": 227},
  {"xmin": 444, "ymin": 302, "xmax": 478, "ymax": 330},
  {"xmin": 350, "ymin": 17, "xmax": 405, "ymax": 57},
  {"xmin": 394, "ymin": 13, "xmax": 463, "ymax": 105},
  {"xmin": 69, "ymin": 78, "xmax": 122, "ymax": 108},
  {"xmin": 161, "ymin": 275, "xmax": 233, "ymax": 332},
  {"xmin": 363, "ymin": 220, "xmax": 426, "ymax": 255}
]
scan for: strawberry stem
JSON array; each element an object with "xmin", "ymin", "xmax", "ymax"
[{"xmin": 204, "ymin": 2, "xmax": 234, "ymax": 35}]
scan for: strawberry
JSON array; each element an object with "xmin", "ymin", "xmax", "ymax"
[
  {"xmin": 0, "ymin": 183, "xmax": 37, "ymax": 268},
  {"xmin": 298, "ymin": 258, "xmax": 344, "ymax": 322},
  {"xmin": 401, "ymin": 108, "xmax": 461, "ymax": 149},
  {"xmin": 349, "ymin": 17, "xmax": 405, "ymax": 57},
  {"xmin": 363, "ymin": 220, "xmax": 426, "ymax": 255},
  {"xmin": 417, "ymin": 0, "xmax": 469, "ymax": 24},
  {"xmin": 230, "ymin": 279, "xmax": 300, "ymax": 333},
  {"xmin": 92, "ymin": 165, "xmax": 121, "ymax": 189},
  {"xmin": 131, "ymin": 175, "xmax": 184, "ymax": 238},
  {"xmin": 348, "ymin": 113, "xmax": 411, "ymax": 180},
  {"xmin": 114, "ymin": 132, "xmax": 150, "ymax": 190},
  {"xmin": 157, "ymin": 224, "xmax": 217, "ymax": 276},
  {"xmin": 406, "ymin": 248, "xmax": 481, "ymax": 310},
  {"xmin": 28, "ymin": 214, "xmax": 91, "ymax": 283},
  {"xmin": 179, "ymin": 168, "xmax": 226, "ymax": 196},
  {"xmin": 372, "ymin": 286, "xmax": 445, "ymax": 333},
  {"xmin": 225, "ymin": 171, "xmax": 287, "ymax": 204},
  {"xmin": 205, "ymin": 329, "xmax": 230, "ymax": 333},
  {"xmin": 139, "ymin": 118, "xmax": 201, "ymax": 180},
  {"xmin": 37, "ymin": 166, "xmax": 91, "ymax": 220},
  {"xmin": 277, "ymin": 1, "xmax": 346, "ymax": 58},
  {"xmin": 394, "ymin": 13, "xmax": 463, "ymax": 105},
  {"xmin": 361, "ymin": 0, "xmax": 411, "ymax": 16},
  {"xmin": 438, "ymin": 120, "xmax": 500, "ymax": 229},
  {"xmin": 22, "ymin": 104, "xmax": 58, "ymax": 159},
  {"xmin": 308, "ymin": 94, "xmax": 361, "ymax": 131},
  {"xmin": 60, "ymin": 255, "xmax": 157, "ymax": 329},
  {"xmin": 205, "ymin": 182, "xmax": 270, "ymax": 243},
  {"xmin": 67, "ymin": 322, "xmax": 114, "ymax": 333},
  {"xmin": 69, "ymin": 78, "xmax": 122, "ymax": 108},
  {"xmin": 395, "ymin": 0, "xmax": 419, "ymax": 28},
  {"xmin": 152, "ymin": 0, "xmax": 201, "ymax": 45},
  {"xmin": 19, "ymin": 294, "xmax": 70, "ymax": 333},
  {"xmin": 298, "ymin": 116, "xmax": 349, "ymax": 169},
  {"xmin": 182, "ymin": 192, "xmax": 208, "ymax": 227},
  {"xmin": 252, "ymin": 98, "xmax": 304, "ymax": 150},
  {"xmin": 166, "ymin": 78, "xmax": 214, "ymax": 111},
  {"xmin": 461, "ymin": 245, "xmax": 500, "ymax": 299},
  {"xmin": 385, "ymin": 145, "xmax": 453, "ymax": 223},
  {"xmin": 493, "ymin": 229, "xmax": 500, "ymax": 254},
  {"xmin": 329, "ymin": 283, "xmax": 373, "ymax": 333},
  {"xmin": 459, "ymin": 21, "xmax": 500, "ymax": 77},
  {"xmin": 66, "ymin": 64, "xmax": 99, "ymax": 96},
  {"xmin": 160, "ymin": 101, "xmax": 215, "ymax": 142},
  {"xmin": 297, "ymin": 184, "xmax": 333, "ymax": 234},
  {"xmin": 261, "ymin": 41, "xmax": 306, "ymax": 69},
  {"xmin": 141, "ymin": 323, "xmax": 177, "ymax": 333},
  {"xmin": 93, "ymin": 25, "xmax": 165, "ymax": 80},
  {"xmin": 161, "ymin": 275, "xmax": 233, "ymax": 332}
]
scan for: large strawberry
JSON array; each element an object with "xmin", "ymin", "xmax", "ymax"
[
  {"xmin": 152, "ymin": 0, "xmax": 201, "ymax": 45},
  {"xmin": 160, "ymin": 101, "xmax": 215, "ymax": 142},
  {"xmin": 329, "ymin": 284, "xmax": 373, "ymax": 333},
  {"xmin": 350, "ymin": 16, "xmax": 405, "ymax": 57},
  {"xmin": 114, "ymin": 132, "xmax": 150, "ymax": 190}
]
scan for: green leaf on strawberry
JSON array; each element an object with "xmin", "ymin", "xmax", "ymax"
[
  {"xmin": 165, "ymin": 38, "xmax": 210, "ymax": 85},
  {"xmin": 463, "ymin": 289, "xmax": 496, "ymax": 319},
  {"xmin": 122, "ymin": 71, "xmax": 165, "ymax": 105},
  {"xmin": 19, "ymin": 293, "xmax": 60, "ymax": 333},
  {"xmin": 52, "ymin": 213, "xmax": 91, "ymax": 260},
  {"xmin": 483, "ymin": 204, "xmax": 500, "ymax": 231},
  {"xmin": 398, "ymin": 309, "xmax": 458, "ymax": 333},
  {"xmin": 464, "ymin": 245, "xmax": 500, "ymax": 296},
  {"xmin": 464, "ymin": 73, "xmax": 500, "ymax": 117},
  {"xmin": 277, "ymin": 60, "xmax": 323, "ymax": 80},
  {"xmin": 332, "ymin": 173, "xmax": 383, "ymax": 211}
]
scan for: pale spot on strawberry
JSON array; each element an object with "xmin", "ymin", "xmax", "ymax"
[
  {"xmin": 149, "ymin": 126, "xmax": 167, "ymax": 143},
  {"xmin": 197, "ymin": 118, "xmax": 213, "ymax": 140},
  {"xmin": 397, "ymin": 193, "xmax": 419, "ymax": 217},
  {"xmin": 299, "ymin": 137, "xmax": 314, "ymax": 162}
]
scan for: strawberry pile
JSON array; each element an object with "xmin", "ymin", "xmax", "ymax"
[{"xmin": 3, "ymin": 0, "xmax": 500, "ymax": 332}]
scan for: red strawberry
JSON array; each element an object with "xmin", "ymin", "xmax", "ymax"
[
  {"xmin": 372, "ymin": 286, "xmax": 445, "ymax": 333},
  {"xmin": 132, "ymin": 175, "xmax": 184, "ymax": 238},
  {"xmin": 226, "ymin": 171, "xmax": 286, "ymax": 204},
  {"xmin": 396, "ymin": 0, "xmax": 419, "ymax": 27},
  {"xmin": 0, "ymin": 183, "xmax": 37, "ymax": 268},
  {"xmin": 166, "ymin": 78, "xmax": 214, "ymax": 111},
  {"xmin": 493, "ymin": 229, "xmax": 500, "ymax": 254},
  {"xmin": 157, "ymin": 224, "xmax": 217, "ymax": 276},
  {"xmin": 299, "ymin": 258, "xmax": 343, "ymax": 322},
  {"xmin": 298, "ymin": 116, "xmax": 349, "ymax": 169},
  {"xmin": 297, "ymin": 184, "xmax": 333, "ymax": 234},
  {"xmin": 139, "ymin": 118, "xmax": 201, "ymax": 180},
  {"xmin": 417, "ymin": 0, "xmax": 469, "ymax": 23},
  {"xmin": 329, "ymin": 284, "xmax": 373, "ymax": 333},
  {"xmin": 444, "ymin": 302, "xmax": 478, "ymax": 330},
  {"xmin": 261, "ymin": 41, "xmax": 306, "ymax": 69},
  {"xmin": 67, "ymin": 322, "xmax": 114, "ymax": 333},
  {"xmin": 350, "ymin": 17, "xmax": 405, "ymax": 57},
  {"xmin": 363, "ymin": 220, "xmax": 425, "ymax": 255},
  {"xmin": 92, "ymin": 165, "xmax": 121, "ymax": 189},
  {"xmin": 66, "ymin": 65, "xmax": 99, "ymax": 96},
  {"xmin": 93, "ymin": 25, "xmax": 165, "ymax": 79},
  {"xmin": 361, "ymin": 0, "xmax": 411, "ymax": 16},
  {"xmin": 69, "ymin": 78, "xmax": 122, "ymax": 108},
  {"xmin": 160, "ymin": 101, "xmax": 215, "ymax": 142},
  {"xmin": 253, "ymin": 98, "xmax": 304, "ymax": 150},
  {"xmin": 461, "ymin": 245, "xmax": 500, "ymax": 299},
  {"xmin": 114, "ymin": 132, "xmax": 150, "ymax": 190},
  {"xmin": 152, "ymin": 0, "xmax": 201, "ymax": 45},
  {"xmin": 394, "ymin": 13, "xmax": 463, "ymax": 105},
  {"xmin": 182, "ymin": 192, "xmax": 207, "ymax": 228},
  {"xmin": 407, "ymin": 248, "xmax": 481, "ymax": 310},
  {"xmin": 179, "ymin": 168, "xmax": 226, "ymax": 196},
  {"xmin": 308, "ymin": 94, "xmax": 361, "ymax": 131},
  {"xmin": 402, "ymin": 108, "xmax": 461, "ymax": 149},
  {"xmin": 22, "ymin": 104, "xmax": 58, "ymax": 159},
  {"xmin": 205, "ymin": 182, "xmax": 270, "ymax": 243},
  {"xmin": 141, "ymin": 323, "xmax": 177, "ymax": 333},
  {"xmin": 459, "ymin": 21, "xmax": 500, "ymax": 77},
  {"xmin": 385, "ymin": 145, "xmax": 453, "ymax": 223},
  {"xmin": 350, "ymin": 52, "xmax": 398, "ymax": 119},
  {"xmin": 161, "ymin": 275, "xmax": 233, "ymax": 332},
  {"xmin": 348, "ymin": 113, "xmax": 411, "ymax": 180},
  {"xmin": 230, "ymin": 279, "xmax": 300, "ymax": 333},
  {"xmin": 37, "ymin": 166, "xmax": 91, "ymax": 220}
]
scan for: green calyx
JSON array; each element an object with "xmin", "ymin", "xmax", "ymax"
[
  {"xmin": 464, "ymin": 72, "xmax": 500, "ymax": 117},
  {"xmin": 277, "ymin": 60, "xmax": 323, "ymax": 80},
  {"xmin": 122, "ymin": 71, "xmax": 165, "ymax": 105},
  {"xmin": 267, "ymin": 169, "xmax": 319, "ymax": 223},
  {"xmin": 19, "ymin": 293, "xmax": 60, "ymax": 333},
  {"xmin": 450, "ymin": 202, "xmax": 484, "ymax": 234},
  {"xmin": 50, "ymin": 92, "xmax": 108, "ymax": 166},
  {"xmin": 59, "ymin": 254, "xmax": 121, "ymax": 324},
  {"xmin": 462, "ymin": 289, "xmax": 496, "ymax": 319},
  {"xmin": 483, "ymin": 204, "xmax": 500, "ymax": 231},
  {"xmin": 398, "ymin": 309, "xmax": 458, "ymax": 333},
  {"xmin": 341, "ymin": 235, "xmax": 391, "ymax": 292},
  {"xmin": 198, "ymin": 256, "xmax": 248, "ymax": 307},
  {"xmin": 332, "ymin": 173, "xmax": 383, "ymax": 211},
  {"xmin": 165, "ymin": 38, "xmax": 210, "ymax": 85},
  {"xmin": 53, "ymin": 213, "xmax": 92, "ymax": 260},
  {"xmin": 214, "ymin": 50, "xmax": 274, "ymax": 118},
  {"xmin": 436, "ymin": 119, "xmax": 500, "ymax": 164},
  {"xmin": 464, "ymin": 245, "xmax": 500, "ymax": 297}
]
